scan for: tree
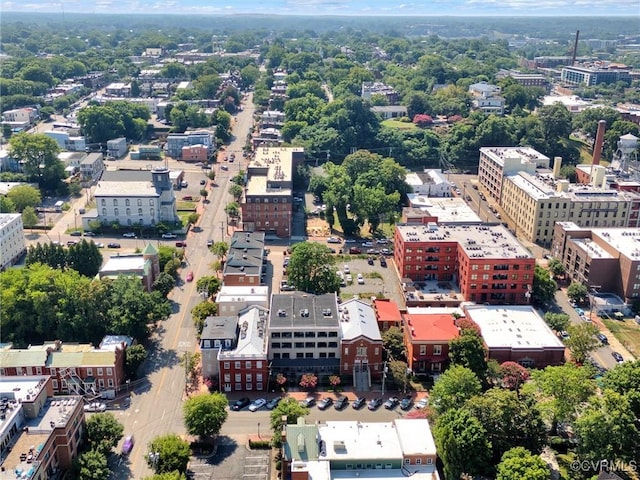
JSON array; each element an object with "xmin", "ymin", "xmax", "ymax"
[
  {"xmin": 433, "ymin": 408, "xmax": 492, "ymax": 480},
  {"xmin": 191, "ymin": 301, "xmax": 218, "ymax": 335},
  {"xmin": 299, "ymin": 373, "xmax": 318, "ymax": 390},
  {"xmin": 449, "ymin": 329, "xmax": 488, "ymax": 383},
  {"xmin": 531, "ymin": 265, "xmax": 557, "ymax": 306},
  {"xmin": 76, "ymin": 449, "xmax": 110, "ymax": 480},
  {"xmin": 574, "ymin": 389, "xmax": 640, "ymax": 465},
  {"xmin": 8, "ymin": 133, "xmax": 64, "ymax": 191},
  {"xmin": 602, "ymin": 360, "xmax": 640, "ymax": 417},
  {"xmin": 547, "ymin": 258, "xmax": 565, "ymax": 278},
  {"xmin": 0, "ymin": 195, "xmax": 16, "ymax": 213},
  {"xmin": 496, "ymin": 447, "xmax": 550, "ymax": 480},
  {"xmin": 199, "ymin": 189, "xmax": 208, "ymax": 199},
  {"xmin": 183, "ymin": 392, "xmax": 229, "ymax": 440},
  {"xmin": 196, "ymin": 276, "xmax": 221, "ymax": 298},
  {"xmin": 526, "ymin": 364, "xmax": 595, "ymax": 426},
  {"xmin": 497, "ymin": 361, "xmax": 530, "ymax": 391},
  {"xmin": 382, "ymin": 326, "xmax": 406, "ymax": 361},
  {"xmin": 567, "ymin": 282, "xmax": 588, "ymax": 304},
  {"xmin": 67, "ymin": 240, "xmax": 104, "ymax": 277},
  {"xmin": 387, "ymin": 359, "xmax": 411, "ymax": 392},
  {"xmin": 543, "ymin": 312, "xmax": 570, "ymax": 332},
  {"xmin": 125, "ymin": 344, "xmax": 148, "ymax": 379},
  {"xmin": 146, "ymin": 434, "xmax": 190, "ymax": 475},
  {"xmin": 270, "ymin": 397, "xmax": 309, "ymax": 445},
  {"xmin": 228, "ymin": 183, "xmax": 243, "ymax": 200},
  {"xmin": 210, "ymin": 241, "xmax": 228, "ymax": 261},
  {"xmin": 22, "ymin": 206, "xmax": 39, "ymax": 231},
  {"xmin": 430, "ymin": 365, "xmax": 482, "ymax": 415},
  {"xmin": 565, "ymin": 323, "xmax": 601, "ymax": 364},
  {"xmin": 85, "ymin": 412, "xmax": 124, "ymax": 454},
  {"xmin": 224, "ymin": 202, "xmax": 240, "ymax": 218},
  {"xmin": 328, "ymin": 375, "xmax": 341, "ymax": 387},
  {"xmin": 153, "ymin": 272, "xmax": 176, "ymax": 297},
  {"xmin": 142, "ymin": 473, "xmax": 186, "ymax": 480},
  {"xmin": 7, "ymin": 184, "xmax": 41, "ymax": 212},
  {"xmin": 187, "ymin": 212, "xmax": 200, "ymax": 225},
  {"xmin": 287, "ymin": 242, "xmax": 340, "ymax": 294}
]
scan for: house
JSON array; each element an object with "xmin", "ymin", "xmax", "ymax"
[
  {"xmin": 282, "ymin": 418, "xmax": 439, "ymax": 480},
  {"xmin": 215, "ymin": 285, "xmax": 270, "ymax": 316},
  {"xmin": 1, "ymin": 107, "xmax": 38, "ymax": 129},
  {"xmin": 166, "ymin": 131, "xmax": 213, "ymax": 159},
  {"xmin": 89, "ymin": 167, "xmax": 179, "ymax": 227},
  {"xmin": 402, "ymin": 309, "xmax": 460, "ymax": 374},
  {"xmin": 468, "ymin": 82, "xmax": 504, "ymax": 115},
  {"xmin": 268, "ymin": 292, "xmax": 341, "ymax": 379},
  {"xmin": 0, "ymin": 213, "xmax": 26, "ymax": 270},
  {"xmin": 130, "ymin": 145, "xmax": 162, "ymax": 161},
  {"xmin": 199, "ymin": 316, "xmax": 238, "ymax": 381},
  {"xmin": 105, "ymin": 82, "xmax": 131, "ymax": 97},
  {"xmin": 361, "ymin": 82, "xmax": 400, "ymax": 104},
  {"xmin": 464, "ymin": 305, "xmax": 565, "ymax": 368},
  {"xmin": 107, "ymin": 138, "xmax": 128, "ymax": 159},
  {"xmin": 371, "ymin": 106, "xmax": 407, "ymax": 120},
  {"xmin": 98, "ymin": 243, "xmax": 161, "ymax": 292},
  {"xmin": 403, "ymin": 197, "xmax": 481, "ymax": 225},
  {"xmin": 338, "ymin": 299, "xmax": 383, "ymax": 389},
  {"xmin": 373, "ymin": 299, "xmax": 403, "ymax": 332},
  {"xmin": 0, "ymin": 376, "xmax": 85, "ymax": 480},
  {"xmin": 405, "ymin": 169, "xmax": 452, "ymax": 197},
  {"xmin": 181, "ymin": 144, "xmax": 209, "ymax": 163},
  {"xmin": 79, "ymin": 152, "xmax": 104, "ymax": 183},
  {"xmin": 260, "ymin": 110, "xmax": 285, "ymax": 129},
  {"xmin": 222, "ymin": 231, "xmax": 267, "ymax": 286}
]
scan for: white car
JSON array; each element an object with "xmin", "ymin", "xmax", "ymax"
[
  {"xmin": 357, "ymin": 273, "xmax": 364, "ymax": 284},
  {"xmin": 345, "ymin": 274, "xmax": 353, "ymax": 283},
  {"xmin": 248, "ymin": 398, "xmax": 267, "ymax": 412},
  {"xmin": 343, "ymin": 265, "xmax": 350, "ymax": 274},
  {"xmin": 83, "ymin": 402, "xmax": 107, "ymax": 413},
  {"xmin": 161, "ymin": 233, "xmax": 177, "ymax": 239},
  {"xmin": 415, "ymin": 398, "xmax": 429, "ymax": 410},
  {"xmin": 122, "ymin": 232, "xmax": 136, "ymax": 238}
]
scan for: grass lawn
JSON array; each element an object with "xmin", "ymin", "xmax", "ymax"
[
  {"xmin": 602, "ymin": 318, "xmax": 640, "ymax": 357},
  {"xmin": 177, "ymin": 211, "xmax": 193, "ymax": 225},
  {"xmin": 176, "ymin": 200, "xmax": 198, "ymax": 210},
  {"xmin": 381, "ymin": 119, "xmax": 417, "ymax": 130}
]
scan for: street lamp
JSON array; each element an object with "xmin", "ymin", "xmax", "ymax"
[{"xmin": 257, "ymin": 422, "xmax": 261, "ymax": 439}]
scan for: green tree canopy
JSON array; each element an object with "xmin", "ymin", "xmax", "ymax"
[
  {"xmin": 565, "ymin": 323, "xmax": 600, "ymax": 364},
  {"xmin": 153, "ymin": 272, "xmax": 176, "ymax": 297},
  {"xmin": 532, "ymin": 265, "xmax": 557, "ymax": 306},
  {"xmin": 448, "ymin": 328, "xmax": 488, "ymax": 383},
  {"xmin": 6, "ymin": 184, "xmax": 41, "ymax": 212},
  {"xmin": 287, "ymin": 242, "xmax": 340, "ymax": 294},
  {"xmin": 430, "ymin": 365, "xmax": 482, "ymax": 415},
  {"xmin": 601, "ymin": 360, "xmax": 640, "ymax": 417},
  {"xmin": 8, "ymin": 133, "xmax": 64, "ymax": 191},
  {"xmin": 381, "ymin": 326, "xmax": 406, "ymax": 361},
  {"xmin": 270, "ymin": 397, "xmax": 309, "ymax": 446},
  {"xmin": 183, "ymin": 392, "xmax": 229, "ymax": 440},
  {"xmin": 543, "ymin": 312, "xmax": 570, "ymax": 332},
  {"xmin": 496, "ymin": 447, "xmax": 550, "ymax": 480},
  {"xmin": 125, "ymin": 344, "xmax": 148, "ymax": 380},
  {"xmin": 146, "ymin": 435, "xmax": 190, "ymax": 475},
  {"xmin": 85, "ymin": 413, "xmax": 124, "ymax": 454},
  {"xmin": 567, "ymin": 282, "xmax": 588, "ymax": 304},
  {"xmin": 76, "ymin": 449, "xmax": 110, "ymax": 480}
]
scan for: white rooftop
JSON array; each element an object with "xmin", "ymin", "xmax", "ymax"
[
  {"xmin": 465, "ymin": 305, "xmax": 564, "ymax": 349},
  {"xmin": 245, "ymin": 175, "xmax": 292, "ymax": 196},
  {"xmin": 100, "ymin": 254, "xmax": 147, "ymax": 274},
  {"xmin": 573, "ymin": 238, "xmax": 614, "ymax": 259},
  {"xmin": 218, "ymin": 306, "xmax": 268, "ymax": 360},
  {"xmin": 339, "ymin": 299, "xmax": 382, "ymax": 342},
  {"xmin": 480, "ymin": 147, "xmax": 550, "ymax": 167},
  {"xmin": 95, "ymin": 181, "xmax": 159, "ymax": 197},
  {"xmin": 319, "ymin": 421, "xmax": 402, "ymax": 461},
  {"xmin": 406, "ymin": 195, "xmax": 481, "ymax": 223},
  {"xmin": 216, "ymin": 285, "xmax": 269, "ymax": 303}
]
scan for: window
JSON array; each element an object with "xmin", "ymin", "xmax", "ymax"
[
  {"xmin": 281, "ymin": 342, "xmax": 291, "ymax": 348},
  {"xmin": 245, "ymin": 361, "xmax": 252, "ymax": 368},
  {"xmin": 235, "ymin": 361, "xmax": 241, "ymax": 369},
  {"xmin": 357, "ymin": 346, "xmax": 367, "ymax": 356},
  {"xmin": 235, "ymin": 374, "xmax": 241, "ymax": 382},
  {"xmin": 272, "ymin": 342, "xmax": 281, "ymax": 348},
  {"xmin": 235, "ymin": 383, "xmax": 242, "ymax": 390},
  {"xmin": 101, "ymin": 199, "xmax": 106, "ymax": 206},
  {"xmin": 419, "ymin": 345, "xmax": 426, "ymax": 355},
  {"xmin": 246, "ymin": 374, "xmax": 252, "ymax": 382},
  {"xmin": 257, "ymin": 373, "xmax": 263, "ymax": 382},
  {"xmin": 257, "ymin": 361, "xmax": 262, "ymax": 369},
  {"xmin": 97, "ymin": 368, "xmax": 103, "ymax": 376},
  {"xmin": 106, "ymin": 368, "xmax": 112, "ymax": 376},
  {"xmin": 126, "ymin": 208, "xmax": 131, "ymax": 216},
  {"xmin": 114, "ymin": 208, "xmax": 119, "ymax": 216},
  {"xmin": 416, "ymin": 459, "xmax": 422, "ymax": 465},
  {"xmin": 149, "ymin": 199, "xmax": 154, "ymax": 206},
  {"xmin": 404, "ymin": 459, "xmax": 411, "ymax": 465},
  {"xmin": 86, "ymin": 368, "xmax": 93, "ymax": 376},
  {"xmin": 328, "ymin": 342, "xmax": 338, "ymax": 348},
  {"xmin": 102, "ymin": 208, "xmax": 107, "ymax": 216},
  {"xmin": 113, "ymin": 199, "xmax": 118, "ymax": 206},
  {"xmin": 224, "ymin": 362, "xmax": 230, "ymax": 369},
  {"xmin": 433, "ymin": 345, "xmax": 442, "ymax": 355},
  {"xmin": 125, "ymin": 199, "xmax": 130, "ymax": 206}
]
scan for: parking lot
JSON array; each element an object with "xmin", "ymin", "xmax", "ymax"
[{"xmin": 187, "ymin": 441, "xmax": 269, "ymax": 480}]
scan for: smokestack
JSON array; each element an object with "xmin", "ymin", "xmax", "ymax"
[
  {"xmin": 592, "ymin": 120, "xmax": 606, "ymax": 166},
  {"xmin": 572, "ymin": 30, "xmax": 580, "ymax": 66},
  {"xmin": 553, "ymin": 157, "xmax": 562, "ymax": 178}
]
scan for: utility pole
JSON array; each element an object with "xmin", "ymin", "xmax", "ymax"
[
  {"xmin": 184, "ymin": 351, "xmax": 189, "ymax": 396},
  {"xmin": 220, "ymin": 221, "xmax": 225, "ymax": 240},
  {"xmin": 381, "ymin": 361, "xmax": 387, "ymax": 396}
]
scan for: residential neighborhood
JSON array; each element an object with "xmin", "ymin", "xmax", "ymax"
[{"xmin": 1, "ymin": 12, "xmax": 639, "ymax": 480}]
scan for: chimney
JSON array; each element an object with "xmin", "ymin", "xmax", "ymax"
[
  {"xmin": 552, "ymin": 157, "xmax": 562, "ymax": 178},
  {"xmin": 592, "ymin": 120, "xmax": 606, "ymax": 166}
]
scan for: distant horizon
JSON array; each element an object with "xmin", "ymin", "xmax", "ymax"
[{"xmin": 1, "ymin": 0, "xmax": 639, "ymax": 17}]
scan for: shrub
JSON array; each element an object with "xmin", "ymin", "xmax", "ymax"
[{"xmin": 249, "ymin": 439, "xmax": 271, "ymax": 450}]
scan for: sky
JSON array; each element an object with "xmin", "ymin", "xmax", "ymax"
[{"xmin": 2, "ymin": 0, "xmax": 639, "ymax": 16}]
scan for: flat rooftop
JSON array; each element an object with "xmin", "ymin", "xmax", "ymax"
[
  {"xmin": 465, "ymin": 305, "xmax": 564, "ymax": 350},
  {"xmin": 397, "ymin": 223, "xmax": 532, "ymax": 260},
  {"xmin": 249, "ymin": 146, "xmax": 303, "ymax": 184},
  {"xmin": 216, "ymin": 285, "xmax": 269, "ymax": 303},
  {"xmin": 480, "ymin": 147, "xmax": 550, "ymax": 166},
  {"xmin": 319, "ymin": 421, "xmax": 402, "ymax": 461},
  {"xmin": 406, "ymin": 196, "xmax": 481, "ymax": 223},
  {"xmin": 245, "ymin": 175, "xmax": 292, "ymax": 197},
  {"xmin": 269, "ymin": 293, "xmax": 339, "ymax": 330},
  {"xmin": 100, "ymin": 254, "xmax": 148, "ymax": 273},
  {"xmin": 95, "ymin": 181, "xmax": 158, "ymax": 197},
  {"xmin": 573, "ymin": 238, "xmax": 614, "ymax": 259}
]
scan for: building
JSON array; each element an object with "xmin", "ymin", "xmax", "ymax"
[
  {"xmin": 107, "ymin": 138, "xmax": 128, "ymax": 159},
  {"xmin": 282, "ymin": 418, "xmax": 439, "ymax": 480},
  {"xmin": 464, "ymin": 305, "xmax": 566, "ymax": 368},
  {"xmin": 405, "ymin": 169, "xmax": 451, "ymax": 197},
  {"xmin": 403, "ymin": 197, "xmax": 481, "ymax": 225},
  {"xmin": 215, "ymin": 285, "xmax": 270, "ymax": 316},
  {"xmin": 468, "ymin": 82, "xmax": 504, "ymax": 115},
  {"xmin": 104, "ymin": 82, "xmax": 131, "ymax": 97},
  {"xmin": 501, "ymin": 171, "xmax": 640, "ymax": 246},
  {"xmin": 373, "ymin": 299, "xmax": 403, "ymax": 332},
  {"xmin": 394, "ymin": 223, "xmax": 535, "ymax": 305},
  {"xmin": 89, "ymin": 167, "xmax": 179, "ymax": 227},
  {"xmin": 0, "ymin": 214, "xmax": 26, "ymax": 270},
  {"xmin": 542, "ymin": 95, "xmax": 593, "ymax": 113},
  {"xmin": 561, "ymin": 65, "xmax": 631, "ymax": 86},
  {"xmin": 181, "ymin": 144, "xmax": 209, "ymax": 163},
  {"xmin": 216, "ymin": 306, "xmax": 269, "ymax": 393},
  {"xmin": 338, "ymin": 299, "xmax": 383, "ymax": 389},
  {"xmin": 199, "ymin": 316, "xmax": 238, "ymax": 381},
  {"xmin": 371, "ymin": 106, "xmax": 408, "ymax": 120},
  {"xmin": 260, "ymin": 110, "xmax": 286, "ymax": 129},
  {"xmin": 551, "ymin": 222, "xmax": 640, "ymax": 303},
  {"xmin": 79, "ymin": 152, "xmax": 104, "ymax": 183},
  {"xmin": 1, "ymin": 108, "xmax": 38, "ymax": 129},
  {"xmin": 478, "ymin": 147, "xmax": 550, "ymax": 202},
  {"xmin": 402, "ymin": 309, "xmax": 459, "ymax": 374},
  {"xmin": 268, "ymin": 292, "xmax": 341, "ymax": 378},
  {"xmin": 496, "ymin": 69, "xmax": 549, "ymax": 88},
  {"xmin": 222, "ymin": 231, "xmax": 267, "ymax": 286},
  {"xmin": 361, "ymin": 82, "xmax": 399, "ymax": 104},
  {"xmin": 0, "ymin": 376, "xmax": 85, "ymax": 480},
  {"xmin": 98, "ymin": 243, "xmax": 161, "ymax": 292},
  {"xmin": 165, "ymin": 131, "xmax": 213, "ymax": 159},
  {"xmin": 0, "ymin": 340, "xmax": 127, "ymax": 396},
  {"xmin": 241, "ymin": 147, "xmax": 304, "ymax": 238},
  {"xmin": 130, "ymin": 145, "xmax": 162, "ymax": 161}
]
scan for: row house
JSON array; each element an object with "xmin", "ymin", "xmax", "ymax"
[
  {"xmin": 260, "ymin": 110, "xmax": 285, "ymax": 129},
  {"xmin": 165, "ymin": 131, "xmax": 213, "ymax": 159},
  {"xmin": 222, "ymin": 231, "xmax": 267, "ymax": 286},
  {"xmin": 372, "ymin": 298, "xmax": 403, "ymax": 332},
  {"xmin": 394, "ymin": 223, "xmax": 535, "ymax": 305},
  {"xmin": 0, "ymin": 339, "xmax": 127, "ymax": 397}
]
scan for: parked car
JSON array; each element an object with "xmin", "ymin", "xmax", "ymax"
[
  {"xmin": 186, "ymin": 271, "xmax": 194, "ymax": 282},
  {"xmin": 162, "ymin": 233, "xmax": 177, "ymax": 239},
  {"xmin": 327, "ymin": 236, "xmax": 341, "ymax": 244},
  {"xmin": 300, "ymin": 396, "xmax": 316, "ymax": 407},
  {"xmin": 182, "ymin": 195, "xmax": 193, "ymax": 201},
  {"xmin": 352, "ymin": 397, "xmax": 366, "ymax": 410},
  {"xmin": 384, "ymin": 396, "xmax": 399, "ymax": 410},
  {"xmin": 70, "ymin": 230, "xmax": 82, "ymax": 236},
  {"xmin": 357, "ymin": 273, "xmax": 365, "ymax": 284},
  {"xmin": 176, "ymin": 241, "xmax": 187, "ymax": 247},
  {"xmin": 83, "ymin": 231, "xmax": 95, "ymax": 237},
  {"xmin": 344, "ymin": 239, "xmax": 357, "ymax": 244},
  {"xmin": 559, "ymin": 330, "xmax": 570, "ymax": 340},
  {"xmin": 207, "ymin": 240, "xmax": 213, "ymax": 247},
  {"xmin": 376, "ymin": 238, "xmax": 389, "ymax": 245},
  {"xmin": 122, "ymin": 232, "xmax": 136, "ymax": 238},
  {"xmin": 248, "ymin": 398, "xmax": 267, "ymax": 412},
  {"xmin": 83, "ymin": 402, "xmax": 106, "ymax": 413},
  {"xmin": 95, "ymin": 242, "xmax": 105, "ymax": 248},
  {"xmin": 121, "ymin": 435, "xmax": 135, "ymax": 456},
  {"xmin": 367, "ymin": 398, "xmax": 383, "ymax": 411},
  {"xmin": 181, "ymin": 181, "xmax": 188, "ymax": 188},
  {"xmin": 349, "ymin": 247, "xmax": 362, "ymax": 254},
  {"xmin": 379, "ymin": 257, "xmax": 387, "ymax": 267},
  {"xmin": 343, "ymin": 264, "xmax": 350, "ymax": 273},
  {"xmin": 221, "ymin": 164, "xmax": 228, "ymax": 171},
  {"xmin": 107, "ymin": 243, "xmax": 121, "ymax": 249},
  {"xmin": 265, "ymin": 397, "xmax": 282, "ymax": 410},
  {"xmin": 334, "ymin": 396, "xmax": 348, "ymax": 410},
  {"xmin": 362, "ymin": 241, "xmax": 374, "ymax": 248},
  {"xmin": 611, "ymin": 351, "xmax": 624, "ymax": 363},
  {"xmin": 231, "ymin": 397, "xmax": 251, "ymax": 411},
  {"xmin": 317, "ymin": 397, "xmax": 334, "ymax": 410},
  {"xmin": 381, "ymin": 248, "xmax": 392, "ymax": 256},
  {"xmin": 367, "ymin": 256, "xmax": 374, "ymax": 265},
  {"xmin": 67, "ymin": 240, "xmax": 78, "ymax": 246},
  {"xmin": 415, "ymin": 398, "xmax": 429, "ymax": 410},
  {"xmin": 399, "ymin": 396, "xmax": 413, "ymax": 411},
  {"xmin": 200, "ymin": 179, "xmax": 206, "ymax": 185}
]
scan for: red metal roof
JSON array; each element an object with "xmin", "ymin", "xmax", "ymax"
[
  {"xmin": 404, "ymin": 314, "xmax": 460, "ymax": 342},
  {"xmin": 373, "ymin": 299, "xmax": 402, "ymax": 322}
]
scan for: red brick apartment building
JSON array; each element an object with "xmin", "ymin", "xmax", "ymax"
[
  {"xmin": 394, "ymin": 223, "xmax": 536, "ymax": 305},
  {"xmin": 403, "ymin": 311, "xmax": 459, "ymax": 373}
]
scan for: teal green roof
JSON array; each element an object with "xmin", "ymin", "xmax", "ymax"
[
  {"xmin": 283, "ymin": 420, "xmax": 319, "ymax": 462},
  {"xmin": 142, "ymin": 243, "xmax": 158, "ymax": 255}
]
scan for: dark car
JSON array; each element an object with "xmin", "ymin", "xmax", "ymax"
[
  {"xmin": 367, "ymin": 397, "xmax": 383, "ymax": 411},
  {"xmin": 334, "ymin": 396, "xmax": 348, "ymax": 410},
  {"xmin": 384, "ymin": 396, "xmax": 399, "ymax": 410},
  {"xmin": 349, "ymin": 247, "xmax": 362, "ymax": 254},
  {"xmin": 67, "ymin": 240, "xmax": 79, "ymax": 246},
  {"xmin": 69, "ymin": 230, "xmax": 82, "ymax": 236},
  {"xmin": 200, "ymin": 179, "xmax": 206, "ymax": 185},
  {"xmin": 379, "ymin": 257, "xmax": 387, "ymax": 267},
  {"xmin": 300, "ymin": 396, "xmax": 316, "ymax": 408},
  {"xmin": 596, "ymin": 333, "xmax": 608, "ymax": 345},
  {"xmin": 352, "ymin": 397, "xmax": 366, "ymax": 410},
  {"xmin": 317, "ymin": 397, "xmax": 334, "ymax": 410},
  {"xmin": 107, "ymin": 243, "xmax": 121, "ymax": 248},
  {"xmin": 231, "ymin": 397, "xmax": 251, "ymax": 411},
  {"xmin": 399, "ymin": 396, "xmax": 413, "ymax": 411},
  {"xmin": 265, "ymin": 397, "xmax": 282, "ymax": 410},
  {"xmin": 176, "ymin": 241, "xmax": 187, "ymax": 248},
  {"xmin": 611, "ymin": 351, "xmax": 624, "ymax": 363}
]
